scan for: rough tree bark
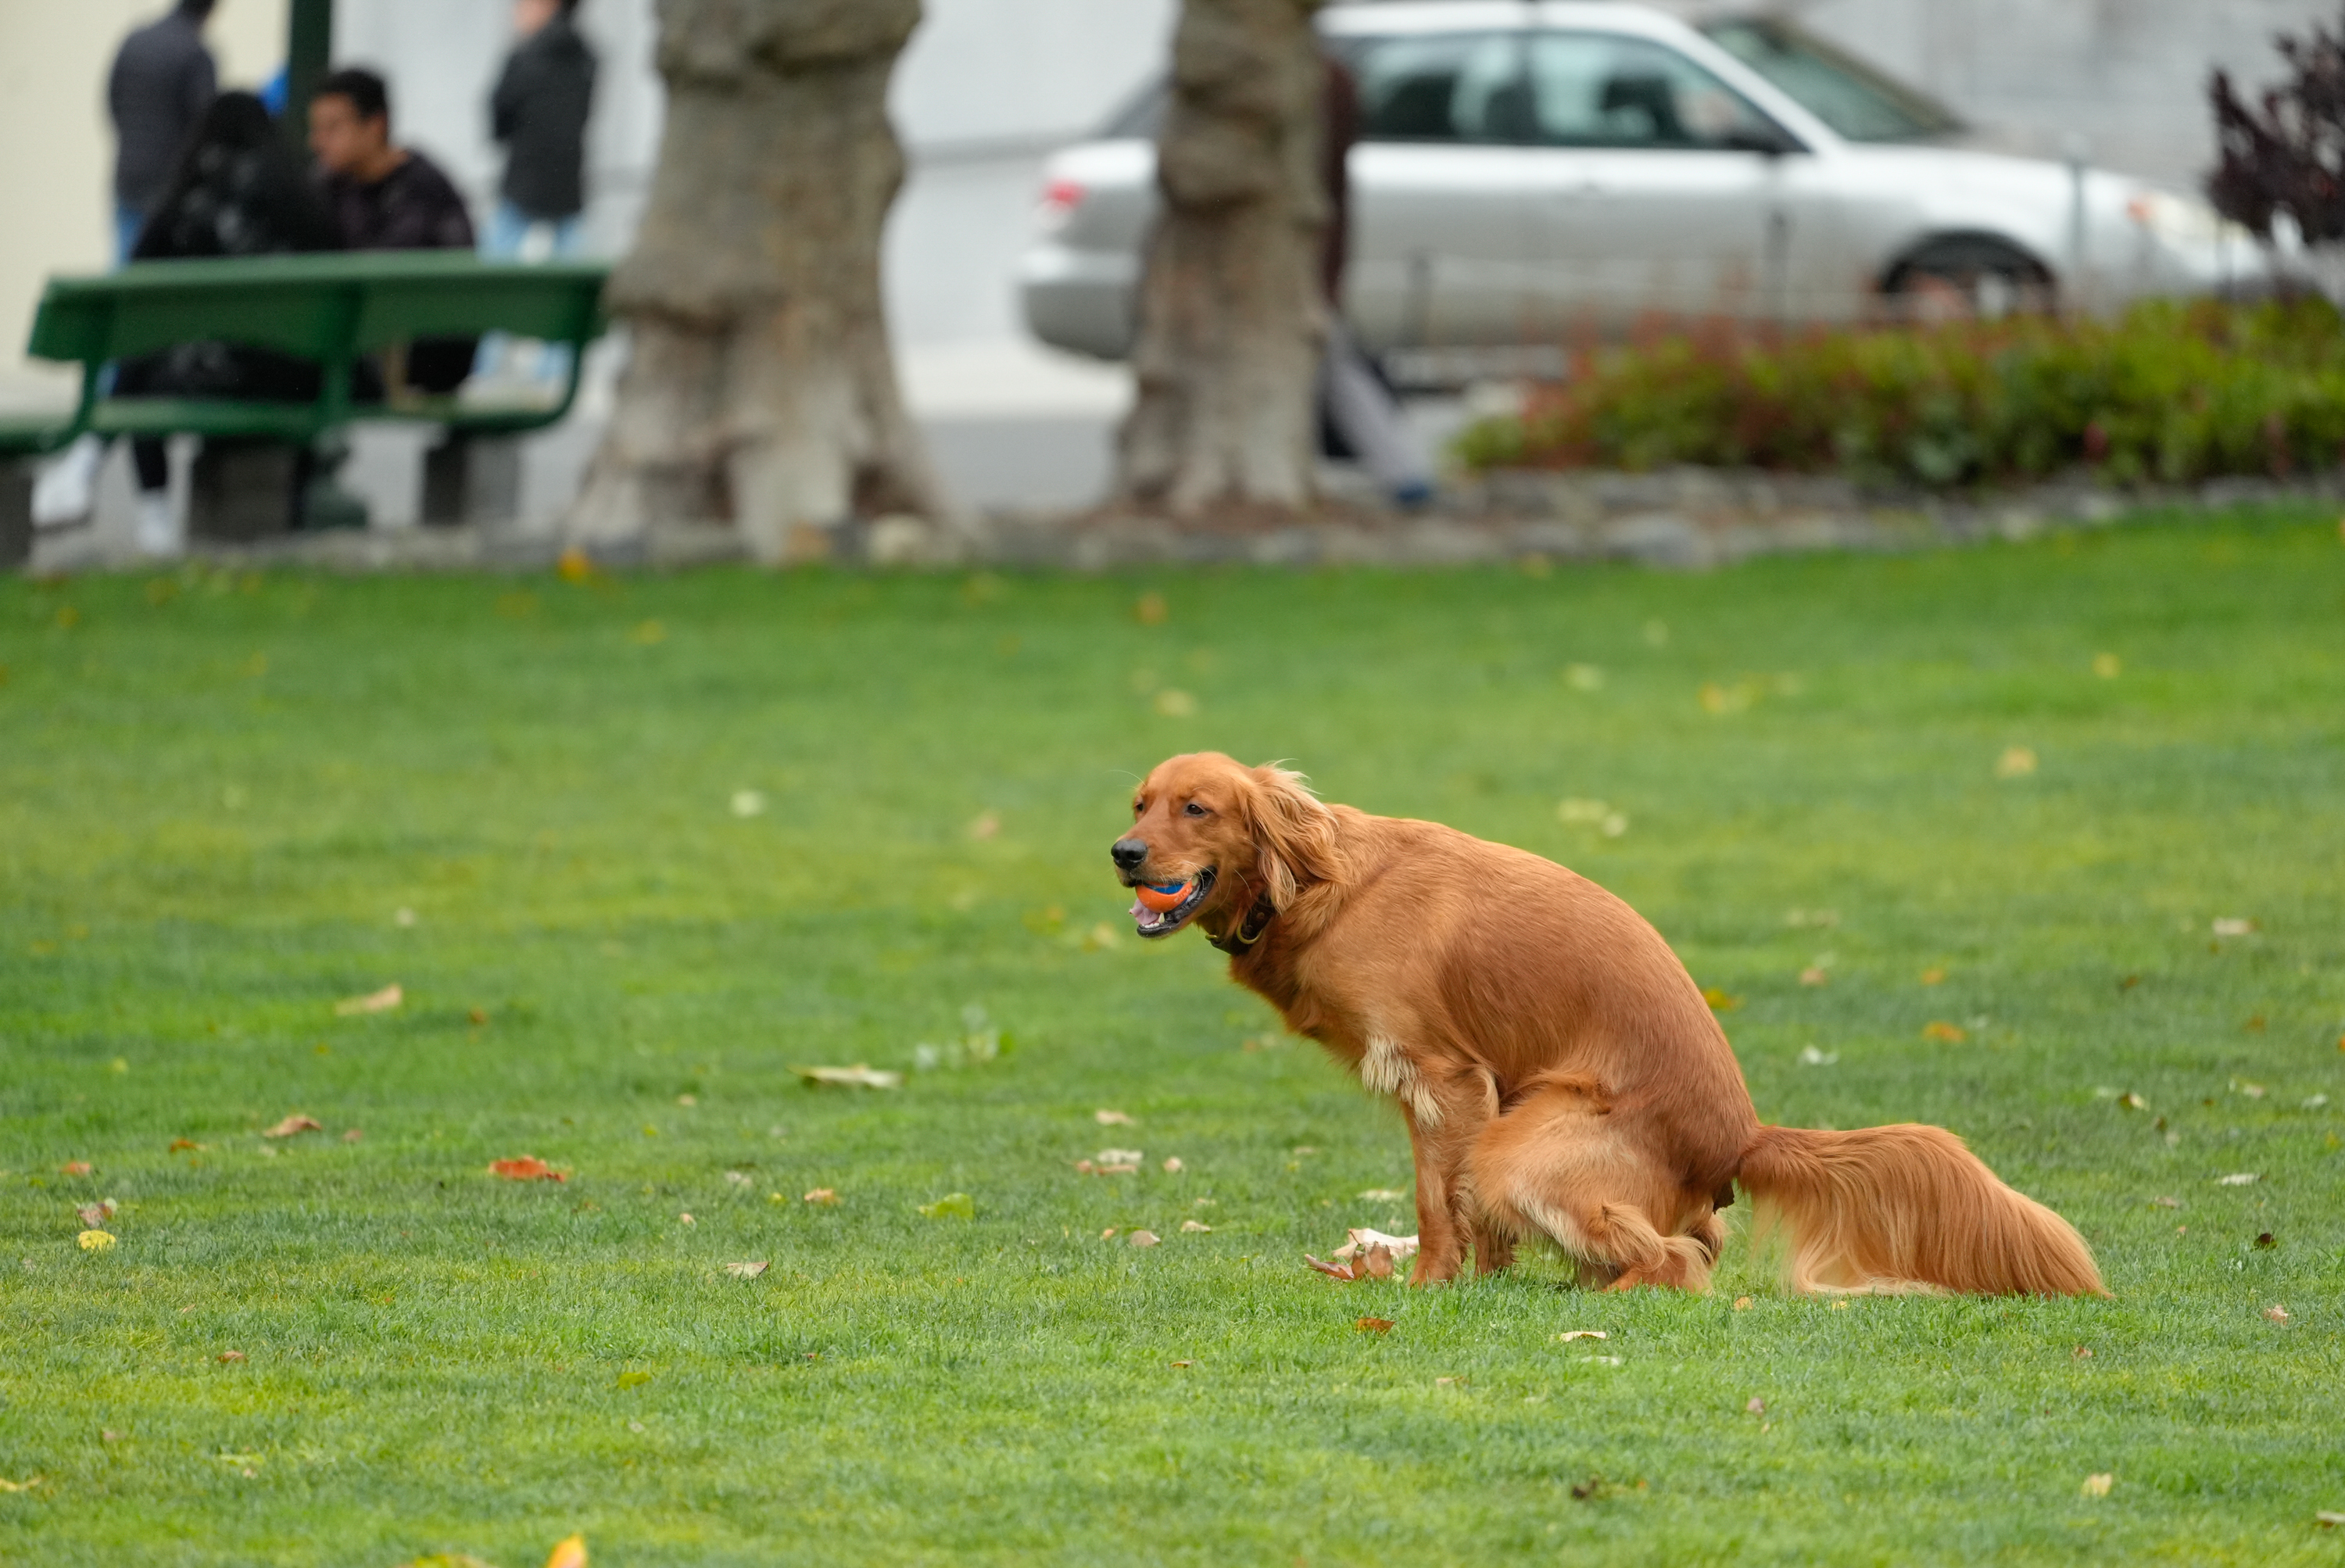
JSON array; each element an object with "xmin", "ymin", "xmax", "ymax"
[
  {"xmin": 1115, "ymin": 0, "xmax": 1329, "ymax": 517},
  {"xmin": 569, "ymin": 0, "xmax": 945, "ymax": 564}
]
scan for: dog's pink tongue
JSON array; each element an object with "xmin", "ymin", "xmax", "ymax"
[{"xmin": 1129, "ymin": 898, "xmax": 1148, "ymax": 920}]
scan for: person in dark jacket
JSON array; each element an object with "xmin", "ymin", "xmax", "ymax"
[
  {"xmin": 108, "ymin": 0, "xmax": 219, "ymax": 263},
  {"xmin": 34, "ymin": 0, "xmax": 220, "ymax": 534},
  {"xmin": 109, "ymin": 92, "xmax": 343, "ymax": 555},
  {"xmin": 478, "ymin": 0, "xmax": 598, "ymax": 382},
  {"xmin": 308, "ymin": 68, "xmax": 478, "ymax": 393}
]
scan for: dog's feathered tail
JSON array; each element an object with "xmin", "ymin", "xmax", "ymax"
[{"xmin": 1738, "ymin": 1123, "xmax": 2105, "ymax": 1297}]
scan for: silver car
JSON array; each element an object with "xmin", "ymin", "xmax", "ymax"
[{"xmin": 1020, "ymin": 2, "xmax": 2248, "ymax": 380}]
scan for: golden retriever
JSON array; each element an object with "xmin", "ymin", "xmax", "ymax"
[{"xmin": 1112, "ymin": 752, "xmax": 2103, "ymax": 1296}]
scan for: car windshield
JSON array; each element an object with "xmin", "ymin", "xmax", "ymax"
[{"xmin": 1700, "ymin": 17, "xmax": 1964, "ymax": 142}]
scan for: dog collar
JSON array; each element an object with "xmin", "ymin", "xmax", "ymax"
[{"xmin": 1209, "ymin": 892, "xmax": 1278, "ymax": 954}]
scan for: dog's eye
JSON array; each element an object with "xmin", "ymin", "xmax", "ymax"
[{"xmin": 1183, "ymin": 801, "xmax": 1208, "ymax": 818}]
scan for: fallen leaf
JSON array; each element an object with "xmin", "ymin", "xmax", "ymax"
[
  {"xmin": 1127, "ymin": 1230, "xmax": 1160, "ymax": 1248},
  {"xmin": 2215, "ymin": 1172, "xmax": 2261, "ymax": 1186},
  {"xmin": 1799, "ymin": 967, "xmax": 1830, "ymax": 986},
  {"xmin": 2073, "ymin": 1345, "xmax": 2093, "ymax": 1359},
  {"xmin": 1556, "ymin": 1330, "xmax": 1608, "ymax": 1342},
  {"xmin": 1733, "ymin": 1296, "xmax": 1753, "ymax": 1310},
  {"xmin": 488, "ymin": 1156, "xmax": 567, "ymax": 1183},
  {"xmin": 1074, "ymin": 1159, "xmax": 1139, "ymax": 1176},
  {"xmin": 544, "ymin": 1535, "xmax": 589, "ymax": 1568},
  {"xmin": 217, "ymin": 1350, "xmax": 245, "ymax": 1363},
  {"xmin": 342, "ymin": 1128, "xmax": 363, "ymax": 1143},
  {"xmin": 102, "ymin": 1430, "xmax": 121, "ymax": 1444},
  {"xmin": 1169, "ymin": 1359, "xmax": 1194, "ymax": 1369},
  {"xmin": 1921, "ymin": 1020, "xmax": 1967, "ymax": 1043},
  {"xmin": 1570, "ymin": 1476, "xmax": 1607, "ymax": 1501},
  {"xmin": 334, "ymin": 983, "xmax": 403, "ymax": 1017},
  {"xmin": 2211, "ymin": 916, "xmax": 2256, "ymax": 937},
  {"xmin": 1094, "ymin": 1108, "xmax": 1136, "ymax": 1126},
  {"xmin": 2116, "ymin": 1092, "xmax": 2146, "ymax": 1111},
  {"xmin": 804, "ymin": 1188, "xmax": 839, "ymax": 1205},
  {"xmin": 2081, "ymin": 1473, "xmax": 2113, "ymax": 1498},
  {"xmin": 678, "ymin": 1213, "xmax": 694, "ymax": 1226},
  {"xmin": 169, "ymin": 1140, "xmax": 202, "ymax": 1152},
  {"xmin": 2151, "ymin": 1195, "xmax": 2181, "ymax": 1209},
  {"xmin": 1701, "ymin": 986, "xmax": 1742, "ymax": 1012},
  {"xmin": 2265, "ymin": 1305, "xmax": 2291, "ymax": 1323},
  {"xmin": 967, "ymin": 810, "xmax": 1001, "ymax": 839},
  {"xmin": 918, "ymin": 1192, "xmax": 975, "ymax": 1219},
  {"xmin": 791, "ymin": 1065, "xmax": 903, "ymax": 1090},
  {"xmin": 1746, "ymin": 1397, "xmax": 1766, "ymax": 1415},
  {"xmin": 2255, "ymin": 1231, "xmax": 2276, "ymax": 1248},
  {"xmin": 0, "ymin": 1477, "xmax": 45, "ymax": 1493},
  {"xmin": 1995, "ymin": 745, "xmax": 2039, "ymax": 779},
  {"xmin": 1435, "ymin": 1376, "xmax": 1466, "ymax": 1387},
  {"xmin": 2232, "ymin": 1078, "xmax": 2266, "ymax": 1099},
  {"xmin": 1180, "ymin": 1220, "xmax": 1212, "ymax": 1233},
  {"xmin": 262, "ymin": 1115, "xmax": 324, "ymax": 1139},
  {"xmin": 1356, "ymin": 1317, "xmax": 1394, "ymax": 1334},
  {"xmin": 75, "ymin": 1201, "xmax": 116, "ymax": 1227},
  {"xmin": 1308, "ymin": 1228, "xmax": 1420, "ymax": 1280},
  {"xmin": 59, "ymin": 1161, "xmax": 92, "ymax": 1176},
  {"xmin": 78, "ymin": 1230, "xmax": 115, "ymax": 1251},
  {"xmin": 1100, "ymin": 1227, "xmax": 1117, "ymax": 1240},
  {"xmin": 723, "ymin": 1262, "xmax": 769, "ymax": 1279},
  {"xmin": 2319, "ymin": 1509, "xmax": 2345, "ymax": 1527}
]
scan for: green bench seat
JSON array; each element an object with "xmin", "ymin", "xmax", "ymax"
[{"xmin": 0, "ymin": 252, "xmax": 610, "ymax": 459}]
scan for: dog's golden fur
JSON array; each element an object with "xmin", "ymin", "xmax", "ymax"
[{"xmin": 1115, "ymin": 753, "xmax": 2104, "ymax": 1296}]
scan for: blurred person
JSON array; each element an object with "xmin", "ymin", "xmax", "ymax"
[
  {"xmin": 111, "ymin": 92, "xmax": 343, "ymax": 556},
  {"xmin": 309, "ymin": 68, "xmax": 478, "ymax": 393},
  {"xmin": 477, "ymin": 0, "xmax": 600, "ymax": 382},
  {"xmin": 1317, "ymin": 52, "xmax": 1433, "ymax": 509},
  {"xmin": 34, "ymin": 0, "xmax": 222, "ymax": 528}
]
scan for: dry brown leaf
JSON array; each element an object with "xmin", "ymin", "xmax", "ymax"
[
  {"xmin": 1799, "ymin": 967, "xmax": 1829, "ymax": 986},
  {"xmin": 2081, "ymin": 1473, "xmax": 2113, "ymax": 1498},
  {"xmin": 791, "ymin": 1065, "xmax": 903, "ymax": 1090},
  {"xmin": 1180, "ymin": 1219, "xmax": 1212, "ymax": 1233},
  {"xmin": 1733, "ymin": 1296, "xmax": 1753, "ymax": 1310},
  {"xmin": 723, "ymin": 1262, "xmax": 769, "ymax": 1279},
  {"xmin": 1169, "ymin": 1359, "xmax": 1194, "ymax": 1369},
  {"xmin": 2265, "ymin": 1305, "xmax": 2291, "ymax": 1323},
  {"xmin": 263, "ymin": 1115, "xmax": 324, "ymax": 1139},
  {"xmin": 76, "ymin": 1201, "xmax": 116, "ymax": 1227},
  {"xmin": 1161, "ymin": 1157, "xmax": 1183, "ymax": 1172},
  {"xmin": 1745, "ymin": 1397, "xmax": 1766, "ymax": 1415},
  {"xmin": 1556, "ymin": 1330, "xmax": 1608, "ymax": 1342},
  {"xmin": 1100, "ymin": 1227, "xmax": 1117, "ymax": 1240},
  {"xmin": 804, "ymin": 1188, "xmax": 840, "ymax": 1205},
  {"xmin": 217, "ymin": 1350, "xmax": 245, "ymax": 1363},
  {"xmin": 1127, "ymin": 1230, "xmax": 1160, "ymax": 1248},
  {"xmin": 2150, "ymin": 1195, "xmax": 2180, "ymax": 1208},
  {"xmin": 1435, "ymin": 1376, "xmax": 1467, "ymax": 1387},
  {"xmin": 1921, "ymin": 1020, "xmax": 1967, "ymax": 1043},
  {"xmin": 1996, "ymin": 746, "xmax": 2039, "ymax": 779},
  {"xmin": 678, "ymin": 1212, "xmax": 696, "ymax": 1226},
  {"xmin": 489, "ymin": 1156, "xmax": 567, "ymax": 1183},
  {"xmin": 169, "ymin": 1140, "xmax": 203, "ymax": 1152},
  {"xmin": 334, "ymin": 983, "xmax": 403, "ymax": 1017},
  {"xmin": 1073, "ymin": 1160, "xmax": 1139, "ymax": 1176},
  {"xmin": 1094, "ymin": 1108, "xmax": 1136, "ymax": 1126},
  {"xmin": 2073, "ymin": 1345, "xmax": 2093, "ymax": 1359},
  {"xmin": 342, "ymin": 1128, "xmax": 363, "ymax": 1143},
  {"xmin": 1356, "ymin": 1317, "xmax": 1394, "ymax": 1334},
  {"xmin": 59, "ymin": 1161, "xmax": 92, "ymax": 1176}
]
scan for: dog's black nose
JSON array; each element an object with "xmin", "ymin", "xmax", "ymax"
[{"xmin": 1111, "ymin": 837, "xmax": 1149, "ymax": 872}]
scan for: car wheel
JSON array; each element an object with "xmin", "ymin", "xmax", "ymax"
[{"xmin": 1881, "ymin": 235, "xmax": 2055, "ymax": 323}]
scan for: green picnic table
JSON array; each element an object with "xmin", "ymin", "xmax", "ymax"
[{"xmin": 2, "ymin": 252, "xmax": 610, "ymax": 564}]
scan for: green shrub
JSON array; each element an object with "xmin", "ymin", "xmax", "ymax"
[{"xmin": 1454, "ymin": 298, "xmax": 2345, "ymax": 488}]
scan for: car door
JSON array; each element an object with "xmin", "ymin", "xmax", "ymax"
[
  {"xmin": 1339, "ymin": 30, "xmax": 1544, "ymax": 360},
  {"xmin": 1520, "ymin": 30, "xmax": 1826, "ymax": 335}
]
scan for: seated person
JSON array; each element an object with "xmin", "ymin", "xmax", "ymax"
[
  {"xmin": 308, "ymin": 67, "xmax": 477, "ymax": 393},
  {"xmin": 111, "ymin": 90, "xmax": 343, "ymax": 553}
]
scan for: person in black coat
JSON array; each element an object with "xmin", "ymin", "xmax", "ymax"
[
  {"xmin": 109, "ymin": 92, "xmax": 344, "ymax": 553},
  {"xmin": 477, "ymin": 0, "xmax": 598, "ymax": 381}
]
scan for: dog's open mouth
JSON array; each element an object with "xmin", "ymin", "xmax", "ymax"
[{"xmin": 1129, "ymin": 868, "xmax": 1215, "ymax": 938}]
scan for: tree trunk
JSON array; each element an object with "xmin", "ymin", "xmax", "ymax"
[
  {"xmin": 1115, "ymin": 0, "xmax": 1329, "ymax": 517},
  {"xmin": 570, "ymin": 0, "xmax": 946, "ymax": 564}
]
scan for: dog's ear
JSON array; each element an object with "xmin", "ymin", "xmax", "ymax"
[{"xmin": 1242, "ymin": 763, "xmax": 1341, "ymax": 910}]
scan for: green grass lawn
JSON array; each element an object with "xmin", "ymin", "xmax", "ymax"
[{"xmin": 3, "ymin": 510, "xmax": 2343, "ymax": 1566}]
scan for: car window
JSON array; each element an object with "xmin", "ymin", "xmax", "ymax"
[
  {"xmin": 1527, "ymin": 32, "xmax": 1789, "ymax": 150},
  {"xmin": 1350, "ymin": 32, "xmax": 1531, "ymax": 144},
  {"xmin": 1702, "ymin": 19, "xmax": 1961, "ymax": 143}
]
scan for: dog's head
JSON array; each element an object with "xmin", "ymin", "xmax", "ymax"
[{"xmin": 1112, "ymin": 753, "xmax": 1341, "ymax": 940}]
